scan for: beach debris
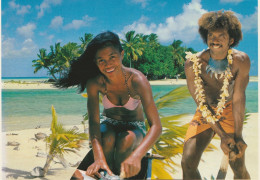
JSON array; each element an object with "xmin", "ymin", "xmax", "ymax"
[
  {"xmin": 13, "ymin": 146, "xmax": 20, "ymax": 151},
  {"xmin": 6, "ymin": 133, "xmax": 18, "ymax": 136},
  {"xmin": 36, "ymin": 151, "xmax": 48, "ymax": 158},
  {"xmin": 55, "ymin": 154, "xmax": 69, "ymax": 168},
  {"xmin": 35, "ymin": 132, "xmax": 47, "ymax": 140},
  {"xmin": 7, "ymin": 141, "xmax": 20, "ymax": 146},
  {"xmin": 29, "ymin": 138, "xmax": 37, "ymax": 142},
  {"xmin": 35, "ymin": 125, "xmax": 41, "ymax": 129},
  {"xmin": 30, "ymin": 167, "xmax": 44, "ymax": 177},
  {"xmin": 72, "ymin": 126, "xmax": 79, "ymax": 131},
  {"xmin": 69, "ymin": 161, "xmax": 82, "ymax": 167}
]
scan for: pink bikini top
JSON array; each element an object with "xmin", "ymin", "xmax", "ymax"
[
  {"xmin": 102, "ymin": 95, "xmax": 141, "ymax": 111},
  {"xmin": 102, "ymin": 71, "xmax": 141, "ymax": 111}
]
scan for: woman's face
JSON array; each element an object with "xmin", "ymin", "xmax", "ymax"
[{"xmin": 95, "ymin": 46, "xmax": 124, "ymax": 78}]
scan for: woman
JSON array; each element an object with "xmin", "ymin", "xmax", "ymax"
[{"xmin": 56, "ymin": 31, "xmax": 162, "ymax": 179}]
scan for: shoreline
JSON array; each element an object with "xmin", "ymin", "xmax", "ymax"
[{"xmin": 1, "ymin": 76, "xmax": 258, "ymax": 89}]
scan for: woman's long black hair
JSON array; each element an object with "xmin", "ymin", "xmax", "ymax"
[{"xmin": 55, "ymin": 31, "xmax": 123, "ymax": 92}]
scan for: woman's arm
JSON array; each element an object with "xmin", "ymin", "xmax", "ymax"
[
  {"xmin": 130, "ymin": 72, "xmax": 162, "ymax": 159},
  {"xmin": 86, "ymin": 78, "xmax": 113, "ymax": 177},
  {"xmin": 120, "ymin": 71, "xmax": 162, "ymax": 178}
]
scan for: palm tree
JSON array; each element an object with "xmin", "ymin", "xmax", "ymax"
[
  {"xmin": 79, "ymin": 33, "xmax": 93, "ymax": 53},
  {"xmin": 31, "ymin": 105, "xmax": 88, "ymax": 177},
  {"xmin": 32, "ymin": 48, "xmax": 58, "ymax": 80},
  {"xmin": 121, "ymin": 31, "xmax": 144, "ymax": 68},
  {"xmin": 171, "ymin": 40, "xmax": 186, "ymax": 66},
  {"xmin": 56, "ymin": 42, "xmax": 81, "ymax": 77}
]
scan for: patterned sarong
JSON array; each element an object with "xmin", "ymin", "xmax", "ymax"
[
  {"xmin": 185, "ymin": 101, "xmax": 235, "ymax": 142},
  {"xmin": 100, "ymin": 115, "xmax": 146, "ymax": 137}
]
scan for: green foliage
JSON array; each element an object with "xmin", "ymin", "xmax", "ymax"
[
  {"xmin": 121, "ymin": 31, "xmax": 144, "ymax": 68},
  {"xmin": 33, "ymin": 31, "xmax": 194, "ymax": 80},
  {"xmin": 46, "ymin": 105, "xmax": 88, "ymax": 156},
  {"xmin": 32, "ymin": 33, "xmax": 94, "ymax": 80}
]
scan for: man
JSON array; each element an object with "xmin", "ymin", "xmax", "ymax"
[{"xmin": 182, "ymin": 10, "xmax": 250, "ymax": 179}]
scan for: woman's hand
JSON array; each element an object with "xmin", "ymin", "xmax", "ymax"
[
  {"xmin": 120, "ymin": 156, "xmax": 141, "ymax": 178},
  {"xmin": 86, "ymin": 159, "xmax": 113, "ymax": 178}
]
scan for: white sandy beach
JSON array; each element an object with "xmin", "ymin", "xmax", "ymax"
[
  {"xmin": 1, "ymin": 79, "xmax": 188, "ymax": 90},
  {"xmin": 1, "ymin": 113, "xmax": 258, "ymax": 180},
  {"xmin": 2, "ymin": 79, "xmax": 187, "ymax": 89},
  {"xmin": 2, "ymin": 76, "xmax": 258, "ymax": 89}
]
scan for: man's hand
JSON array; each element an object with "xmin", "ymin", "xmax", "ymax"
[
  {"xmin": 235, "ymin": 137, "xmax": 247, "ymax": 158},
  {"xmin": 86, "ymin": 159, "xmax": 113, "ymax": 178},
  {"xmin": 120, "ymin": 156, "xmax": 141, "ymax": 178},
  {"xmin": 220, "ymin": 134, "xmax": 236, "ymax": 155}
]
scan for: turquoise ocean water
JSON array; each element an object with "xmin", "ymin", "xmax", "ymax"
[{"xmin": 1, "ymin": 78, "xmax": 258, "ymax": 132}]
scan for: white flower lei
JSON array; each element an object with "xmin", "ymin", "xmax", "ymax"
[{"xmin": 185, "ymin": 49, "xmax": 233, "ymax": 124}]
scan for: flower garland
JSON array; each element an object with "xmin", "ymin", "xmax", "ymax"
[{"xmin": 185, "ymin": 49, "xmax": 233, "ymax": 123}]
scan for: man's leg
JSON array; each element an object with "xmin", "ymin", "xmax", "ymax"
[
  {"xmin": 182, "ymin": 128, "xmax": 215, "ymax": 179},
  {"xmin": 229, "ymin": 152, "xmax": 250, "ymax": 179}
]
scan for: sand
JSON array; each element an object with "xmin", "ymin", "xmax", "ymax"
[
  {"xmin": 1, "ymin": 79, "xmax": 188, "ymax": 90},
  {"xmin": 2, "ymin": 125, "xmax": 90, "ymax": 180},
  {"xmin": 2, "ymin": 76, "xmax": 258, "ymax": 89},
  {"xmin": 1, "ymin": 113, "xmax": 258, "ymax": 180}
]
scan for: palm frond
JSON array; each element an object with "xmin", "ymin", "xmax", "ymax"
[{"xmin": 155, "ymin": 85, "xmax": 190, "ymax": 110}]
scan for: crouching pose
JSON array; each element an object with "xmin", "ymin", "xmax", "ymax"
[
  {"xmin": 56, "ymin": 31, "xmax": 162, "ymax": 179},
  {"xmin": 182, "ymin": 11, "xmax": 250, "ymax": 179}
]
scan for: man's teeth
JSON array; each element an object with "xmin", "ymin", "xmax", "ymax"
[{"xmin": 212, "ymin": 44, "xmax": 221, "ymax": 48}]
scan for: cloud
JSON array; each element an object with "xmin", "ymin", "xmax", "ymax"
[
  {"xmin": 50, "ymin": 16, "xmax": 64, "ymax": 29},
  {"xmin": 220, "ymin": 0, "xmax": 243, "ymax": 4},
  {"xmin": 17, "ymin": 23, "xmax": 36, "ymax": 38},
  {"xmin": 121, "ymin": 0, "xmax": 207, "ymax": 43},
  {"xmin": 63, "ymin": 15, "xmax": 95, "ymax": 30},
  {"xmin": 37, "ymin": 0, "xmax": 62, "ymax": 18},
  {"xmin": 2, "ymin": 38, "xmax": 38, "ymax": 59},
  {"xmin": 130, "ymin": 0, "xmax": 149, "ymax": 8},
  {"xmin": 9, "ymin": 0, "xmax": 31, "ymax": 15},
  {"xmin": 238, "ymin": 7, "xmax": 258, "ymax": 32}
]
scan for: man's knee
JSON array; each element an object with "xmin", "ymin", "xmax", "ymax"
[{"xmin": 181, "ymin": 153, "xmax": 199, "ymax": 170}]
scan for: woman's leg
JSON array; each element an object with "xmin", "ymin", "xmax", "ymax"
[
  {"xmin": 100, "ymin": 123, "xmax": 116, "ymax": 171},
  {"xmin": 113, "ymin": 128, "xmax": 144, "ymax": 175},
  {"xmin": 181, "ymin": 128, "xmax": 215, "ymax": 180}
]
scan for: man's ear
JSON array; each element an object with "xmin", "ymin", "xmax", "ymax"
[{"xmin": 229, "ymin": 38, "xmax": 234, "ymax": 46}]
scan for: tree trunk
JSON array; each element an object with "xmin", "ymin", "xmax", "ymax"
[{"xmin": 42, "ymin": 154, "xmax": 54, "ymax": 176}]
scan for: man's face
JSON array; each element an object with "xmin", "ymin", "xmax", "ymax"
[{"xmin": 207, "ymin": 29, "xmax": 234, "ymax": 53}]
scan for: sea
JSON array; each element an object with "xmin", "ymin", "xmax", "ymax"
[{"xmin": 1, "ymin": 77, "xmax": 258, "ymax": 132}]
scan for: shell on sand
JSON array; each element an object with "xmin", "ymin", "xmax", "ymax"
[
  {"xmin": 7, "ymin": 141, "xmax": 20, "ymax": 146},
  {"xmin": 35, "ymin": 132, "xmax": 47, "ymax": 140}
]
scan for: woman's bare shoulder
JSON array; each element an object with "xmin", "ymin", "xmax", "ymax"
[
  {"xmin": 127, "ymin": 68, "xmax": 149, "ymax": 85},
  {"xmin": 86, "ymin": 75, "xmax": 105, "ymax": 91}
]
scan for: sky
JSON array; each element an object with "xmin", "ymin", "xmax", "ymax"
[{"xmin": 1, "ymin": 0, "xmax": 258, "ymax": 77}]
